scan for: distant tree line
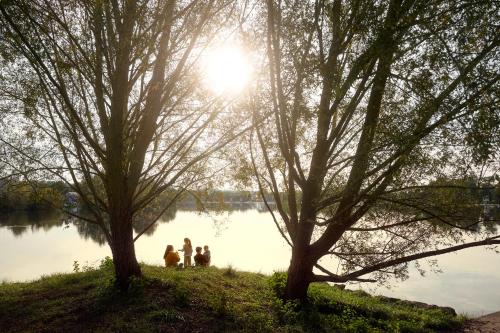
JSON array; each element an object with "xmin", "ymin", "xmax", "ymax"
[{"xmin": 0, "ymin": 180, "xmax": 66, "ymax": 212}]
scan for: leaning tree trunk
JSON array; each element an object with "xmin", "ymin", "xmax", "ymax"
[
  {"xmin": 285, "ymin": 246, "xmax": 314, "ymax": 301},
  {"xmin": 109, "ymin": 211, "xmax": 141, "ymax": 290}
]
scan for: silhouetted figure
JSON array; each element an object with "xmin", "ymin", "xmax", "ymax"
[
  {"xmin": 194, "ymin": 246, "xmax": 208, "ymax": 266},
  {"xmin": 203, "ymin": 245, "xmax": 211, "ymax": 266},
  {"xmin": 180, "ymin": 237, "xmax": 193, "ymax": 267},
  {"xmin": 164, "ymin": 244, "xmax": 180, "ymax": 267}
]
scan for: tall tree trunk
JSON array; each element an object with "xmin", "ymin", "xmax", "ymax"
[
  {"xmin": 285, "ymin": 247, "xmax": 314, "ymax": 301},
  {"xmin": 109, "ymin": 212, "xmax": 141, "ymax": 290}
]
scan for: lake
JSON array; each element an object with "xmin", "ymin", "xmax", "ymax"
[{"xmin": 1, "ymin": 208, "xmax": 499, "ymax": 316}]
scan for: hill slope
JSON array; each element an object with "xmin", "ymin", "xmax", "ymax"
[{"xmin": 0, "ymin": 260, "xmax": 464, "ymax": 332}]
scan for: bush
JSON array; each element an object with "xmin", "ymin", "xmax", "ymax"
[
  {"xmin": 99, "ymin": 256, "xmax": 114, "ymax": 271},
  {"xmin": 223, "ymin": 265, "xmax": 237, "ymax": 278},
  {"xmin": 269, "ymin": 271, "xmax": 287, "ymax": 299}
]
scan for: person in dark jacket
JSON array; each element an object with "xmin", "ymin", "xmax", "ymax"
[{"xmin": 194, "ymin": 246, "xmax": 208, "ymax": 266}]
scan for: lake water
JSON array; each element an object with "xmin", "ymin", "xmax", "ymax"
[{"xmin": 1, "ymin": 209, "xmax": 499, "ymax": 316}]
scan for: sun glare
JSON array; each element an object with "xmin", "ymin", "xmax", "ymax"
[{"xmin": 202, "ymin": 45, "xmax": 252, "ymax": 96}]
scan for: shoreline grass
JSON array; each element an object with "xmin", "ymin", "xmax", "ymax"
[{"xmin": 0, "ymin": 260, "xmax": 465, "ymax": 332}]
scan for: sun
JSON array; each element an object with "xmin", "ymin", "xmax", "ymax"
[{"xmin": 202, "ymin": 45, "xmax": 253, "ymax": 96}]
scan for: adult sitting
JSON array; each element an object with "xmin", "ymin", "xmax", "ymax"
[{"xmin": 164, "ymin": 244, "xmax": 180, "ymax": 267}]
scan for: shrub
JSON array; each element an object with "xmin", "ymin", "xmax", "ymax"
[
  {"xmin": 223, "ymin": 265, "xmax": 237, "ymax": 278},
  {"xmin": 269, "ymin": 271, "xmax": 287, "ymax": 299},
  {"xmin": 99, "ymin": 256, "xmax": 114, "ymax": 271}
]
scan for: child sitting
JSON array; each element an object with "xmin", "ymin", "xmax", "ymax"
[
  {"xmin": 194, "ymin": 246, "xmax": 208, "ymax": 266},
  {"xmin": 163, "ymin": 244, "xmax": 180, "ymax": 267},
  {"xmin": 203, "ymin": 245, "xmax": 211, "ymax": 266}
]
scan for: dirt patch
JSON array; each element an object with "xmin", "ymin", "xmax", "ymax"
[{"xmin": 462, "ymin": 311, "xmax": 500, "ymax": 333}]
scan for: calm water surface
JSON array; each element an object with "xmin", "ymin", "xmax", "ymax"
[{"xmin": 1, "ymin": 209, "xmax": 499, "ymax": 316}]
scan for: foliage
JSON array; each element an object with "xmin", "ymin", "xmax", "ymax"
[
  {"xmin": 0, "ymin": 0, "xmax": 498, "ymax": 301},
  {"xmin": 223, "ymin": 265, "xmax": 238, "ymax": 278},
  {"xmin": 99, "ymin": 256, "xmax": 114, "ymax": 271},
  {"xmin": 247, "ymin": 0, "xmax": 500, "ymax": 299},
  {"xmin": 0, "ymin": 0, "xmax": 252, "ymax": 287},
  {"xmin": 269, "ymin": 271, "xmax": 288, "ymax": 299},
  {"xmin": 0, "ymin": 180, "xmax": 66, "ymax": 212}
]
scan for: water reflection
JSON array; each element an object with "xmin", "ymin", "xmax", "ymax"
[
  {"xmin": 72, "ymin": 221, "xmax": 107, "ymax": 246},
  {"xmin": 133, "ymin": 205, "xmax": 178, "ymax": 237},
  {"xmin": 0, "ymin": 207, "xmax": 291, "ymax": 284},
  {"xmin": 0, "ymin": 210, "xmax": 64, "ymax": 237},
  {"xmin": 0, "ymin": 202, "xmax": 270, "ymax": 242}
]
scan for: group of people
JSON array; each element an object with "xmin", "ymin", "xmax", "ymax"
[{"xmin": 163, "ymin": 237, "xmax": 211, "ymax": 268}]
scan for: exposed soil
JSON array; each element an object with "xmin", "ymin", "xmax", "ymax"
[{"xmin": 462, "ymin": 311, "xmax": 500, "ymax": 333}]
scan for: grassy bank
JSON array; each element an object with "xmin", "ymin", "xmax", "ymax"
[{"xmin": 0, "ymin": 260, "xmax": 465, "ymax": 333}]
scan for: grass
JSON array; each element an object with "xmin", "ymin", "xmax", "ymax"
[{"xmin": 0, "ymin": 259, "xmax": 465, "ymax": 333}]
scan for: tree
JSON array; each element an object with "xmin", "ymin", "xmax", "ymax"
[
  {"xmin": 0, "ymin": 0, "xmax": 249, "ymax": 288},
  {"xmin": 250, "ymin": 0, "xmax": 499, "ymax": 300}
]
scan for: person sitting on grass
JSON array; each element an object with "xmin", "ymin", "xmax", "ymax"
[
  {"xmin": 194, "ymin": 246, "xmax": 208, "ymax": 266},
  {"xmin": 164, "ymin": 244, "xmax": 180, "ymax": 267}
]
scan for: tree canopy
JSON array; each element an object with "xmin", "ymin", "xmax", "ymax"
[
  {"xmin": 0, "ymin": 0, "xmax": 250, "ymax": 287},
  {"xmin": 0, "ymin": 0, "xmax": 498, "ymax": 298},
  {"xmin": 247, "ymin": 0, "xmax": 499, "ymax": 299}
]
